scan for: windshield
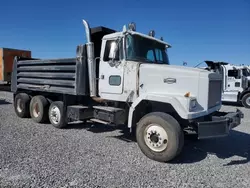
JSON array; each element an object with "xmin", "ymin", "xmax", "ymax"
[
  {"xmin": 125, "ymin": 34, "xmax": 169, "ymax": 64},
  {"xmin": 242, "ymin": 68, "xmax": 250, "ymax": 77}
]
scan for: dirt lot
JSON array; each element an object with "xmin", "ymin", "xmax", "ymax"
[{"xmin": 0, "ymin": 88, "xmax": 250, "ymax": 188}]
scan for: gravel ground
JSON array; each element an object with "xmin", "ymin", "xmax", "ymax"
[{"xmin": 0, "ymin": 88, "xmax": 250, "ymax": 188}]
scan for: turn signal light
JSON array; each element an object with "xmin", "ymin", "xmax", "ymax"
[{"xmin": 184, "ymin": 92, "xmax": 190, "ymax": 97}]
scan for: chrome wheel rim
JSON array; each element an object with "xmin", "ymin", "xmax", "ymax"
[
  {"xmin": 144, "ymin": 124, "xmax": 168, "ymax": 152},
  {"xmin": 50, "ymin": 106, "xmax": 61, "ymax": 124}
]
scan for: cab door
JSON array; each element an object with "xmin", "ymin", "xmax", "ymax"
[
  {"xmin": 98, "ymin": 39, "xmax": 124, "ymax": 95},
  {"xmin": 226, "ymin": 69, "xmax": 242, "ymax": 91}
]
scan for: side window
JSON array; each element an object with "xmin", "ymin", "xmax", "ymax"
[
  {"xmin": 109, "ymin": 75, "xmax": 121, "ymax": 86},
  {"xmin": 228, "ymin": 70, "xmax": 239, "ymax": 78},
  {"xmin": 103, "ymin": 40, "xmax": 119, "ymax": 61},
  {"xmin": 126, "ymin": 35, "xmax": 134, "ymax": 59},
  {"xmin": 146, "ymin": 50, "xmax": 154, "ymax": 61},
  {"xmin": 119, "ymin": 38, "xmax": 124, "ymax": 60}
]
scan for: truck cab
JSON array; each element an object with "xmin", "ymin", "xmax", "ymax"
[
  {"xmin": 98, "ymin": 25, "xmax": 170, "ymax": 102},
  {"xmin": 10, "ymin": 20, "xmax": 243, "ymax": 163},
  {"xmin": 204, "ymin": 61, "xmax": 250, "ymax": 108}
]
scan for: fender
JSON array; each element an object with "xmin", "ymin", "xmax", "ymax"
[
  {"xmin": 127, "ymin": 93, "xmax": 221, "ymax": 128},
  {"xmin": 239, "ymin": 88, "xmax": 250, "ymax": 100},
  {"xmin": 128, "ymin": 93, "xmax": 191, "ymax": 128}
]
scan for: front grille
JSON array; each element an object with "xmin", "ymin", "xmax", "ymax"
[{"xmin": 208, "ymin": 80, "xmax": 222, "ymax": 108}]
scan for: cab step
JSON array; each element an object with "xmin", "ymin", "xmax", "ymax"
[{"xmin": 89, "ymin": 118, "xmax": 109, "ymax": 125}]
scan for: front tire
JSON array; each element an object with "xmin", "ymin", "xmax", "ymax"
[
  {"xmin": 136, "ymin": 112, "xmax": 184, "ymax": 163},
  {"xmin": 241, "ymin": 93, "xmax": 250, "ymax": 108},
  {"xmin": 14, "ymin": 93, "xmax": 30, "ymax": 118},
  {"xmin": 30, "ymin": 95, "xmax": 49, "ymax": 123},
  {"xmin": 48, "ymin": 101, "xmax": 67, "ymax": 129}
]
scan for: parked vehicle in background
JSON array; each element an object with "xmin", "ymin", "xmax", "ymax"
[
  {"xmin": 204, "ymin": 61, "xmax": 250, "ymax": 108},
  {"xmin": 0, "ymin": 48, "xmax": 31, "ymax": 84},
  {"xmin": 10, "ymin": 20, "xmax": 243, "ymax": 163}
]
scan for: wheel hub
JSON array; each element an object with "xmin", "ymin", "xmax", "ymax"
[
  {"xmin": 50, "ymin": 106, "xmax": 61, "ymax": 124},
  {"xmin": 144, "ymin": 124, "xmax": 168, "ymax": 152},
  {"xmin": 150, "ymin": 133, "xmax": 159, "ymax": 143}
]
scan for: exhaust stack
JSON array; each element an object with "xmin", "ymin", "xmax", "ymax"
[{"xmin": 82, "ymin": 20, "xmax": 97, "ymax": 97}]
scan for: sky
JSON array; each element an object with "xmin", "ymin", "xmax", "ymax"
[{"xmin": 0, "ymin": 0, "xmax": 249, "ymax": 67}]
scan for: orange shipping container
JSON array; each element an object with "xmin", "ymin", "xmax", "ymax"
[{"xmin": 0, "ymin": 48, "xmax": 31, "ymax": 82}]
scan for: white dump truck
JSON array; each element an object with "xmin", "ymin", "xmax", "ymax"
[
  {"xmin": 204, "ymin": 61, "xmax": 250, "ymax": 108},
  {"xmin": 10, "ymin": 20, "xmax": 243, "ymax": 163}
]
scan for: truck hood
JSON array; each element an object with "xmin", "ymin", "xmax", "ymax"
[{"xmin": 139, "ymin": 63, "xmax": 222, "ymax": 111}]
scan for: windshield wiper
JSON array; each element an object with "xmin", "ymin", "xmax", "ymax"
[
  {"xmin": 129, "ymin": 57, "xmax": 155, "ymax": 63},
  {"xmin": 156, "ymin": 60, "xmax": 167, "ymax": 64}
]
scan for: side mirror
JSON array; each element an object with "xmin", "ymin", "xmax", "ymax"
[{"xmin": 108, "ymin": 41, "xmax": 119, "ymax": 61}]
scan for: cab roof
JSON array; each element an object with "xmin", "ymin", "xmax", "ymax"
[{"xmin": 102, "ymin": 30, "xmax": 171, "ymax": 48}]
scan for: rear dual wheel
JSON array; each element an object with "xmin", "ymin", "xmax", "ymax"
[
  {"xmin": 30, "ymin": 97, "xmax": 67, "ymax": 128},
  {"xmin": 14, "ymin": 94, "xmax": 67, "ymax": 128},
  {"xmin": 48, "ymin": 101, "xmax": 67, "ymax": 128},
  {"xmin": 14, "ymin": 93, "xmax": 31, "ymax": 118},
  {"xmin": 29, "ymin": 95, "xmax": 49, "ymax": 123}
]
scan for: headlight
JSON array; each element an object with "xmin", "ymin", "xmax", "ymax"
[{"xmin": 189, "ymin": 98, "xmax": 197, "ymax": 111}]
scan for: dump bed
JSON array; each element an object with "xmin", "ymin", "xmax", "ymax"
[
  {"xmin": 10, "ymin": 26, "xmax": 116, "ymax": 95},
  {"xmin": 11, "ymin": 45, "xmax": 89, "ymax": 96},
  {"xmin": 0, "ymin": 48, "xmax": 31, "ymax": 82}
]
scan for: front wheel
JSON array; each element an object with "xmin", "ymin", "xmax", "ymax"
[
  {"xmin": 241, "ymin": 93, "xmax": 250, "ymax": 108},
  {"xmin": 136, "ymin": 112, "xmax": 184, "ymax": 163}
]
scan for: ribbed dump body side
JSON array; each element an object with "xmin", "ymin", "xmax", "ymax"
[{"xmin": 11, "ymin": 45, "xmax": 89, "ymax": 96}]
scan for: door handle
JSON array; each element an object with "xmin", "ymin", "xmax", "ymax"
[{"xmin": 100, "ymin": 75, "xmax": 104, "ymax": 79}]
